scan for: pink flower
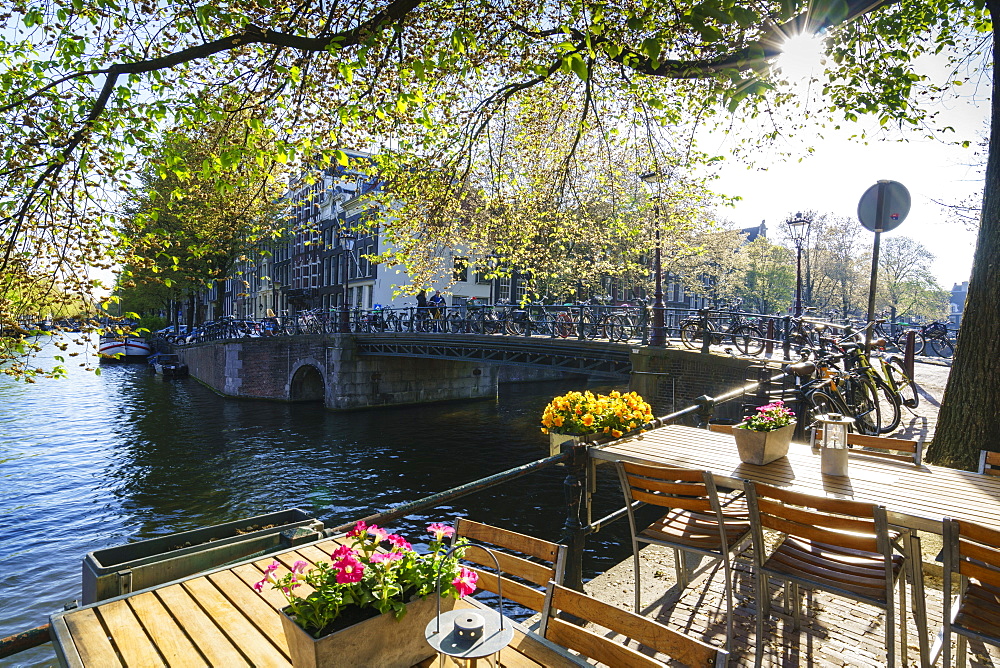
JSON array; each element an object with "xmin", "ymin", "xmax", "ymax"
[
  {"xmin": 387, "ymin": 534, "xmax": 411, "ymax": 551},
  {"xmin": 368, "ymin": 525, "xmax": 389, "ymax": 542},
  {"xmin": 263, "ymin": 561, "xmax": 281, "ymax": 583},
  {"xmin": 331, "ymin": 544, "xmax": 356, "ymax": 561},
  {"xmin": 253, "ymin": 579, "xmax": 266, "ymax": 593},
  {"xmin": 452, "ymin": 567, "xmax": 478, "ymax": 598},
  {"xmin": 333, "ymin": 553, "xmax": 365, "ymax": 584},
  {"xmin": 370, "ymin": 552, "xmax": 404, "ymax": 563},
  {"xmin": 347, "ymin": 520, "xmax": 368, "ymax": 538},
  {"xmin": 427, "ymin": 522, "xmax": 455, "ymax": 541},
  {"xmin": 292, "ymin": 560, "xmax": 308, "ymax": 574}
]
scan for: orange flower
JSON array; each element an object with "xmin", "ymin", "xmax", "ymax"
[
  {"xmin": 611, "ymin": 429, "xmax": 623, "ymax": 438},
  {"xmin": 582, "ymin": 413, "xmax": 595, "ymax": 427}
]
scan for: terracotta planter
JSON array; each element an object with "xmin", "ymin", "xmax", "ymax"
[
  {"xmin": 733, "ymin": 423, "xmax": 795, "ymax": 465},
  {"xmin": 280, "ymin": 595, "xmax": 457, "ymax": 668}
]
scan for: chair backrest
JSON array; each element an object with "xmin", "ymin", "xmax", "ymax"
[
  {"xmin": 745, "ymin": 481, "xmax": 891, "ymax": 568},
  {"xmin": 708, "ymin": 423, "xmax": 735, "ymax": 435},
  {"xmin": 978, "ymin": 450, "xmax": 1000, "ymax": 476},
  {"xmin": 453, "ymin": 518, "xmax": 566, "ymax": 613},
  {"xmin": 617, "ymin": 460, "xmax": 721, "ymax": 513},
  {"xmin": 539, "ymin": 582, "xmax": 728, "ymax": 668},
  {"xmin": 811, "ymin": 428, "xmax": 922, "ymax": 465},
  {"xmin": 943, "ymin": 518, "xmax": 1000, "ymax": 587}
]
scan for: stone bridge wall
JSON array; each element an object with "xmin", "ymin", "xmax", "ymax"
[
  {"xmin": 628, "ymin": 348, "xmax": 768, "ymax": 421},
  {"xmin": 178, "ymin": 335, "xmax": 500, "ymax": 410},
  {"xmin": 179, "ymin": 336, "xmax": 772, "ymax": 416}
]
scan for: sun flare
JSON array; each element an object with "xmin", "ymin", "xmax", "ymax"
[{"xmin": 777, "ymin": 32, "xmax": 826, "ymax": 82}]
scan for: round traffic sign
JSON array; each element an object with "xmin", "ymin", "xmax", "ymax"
[{"xmin": 857, "ymin": 180, "xmax": 910, "ymax": 232}]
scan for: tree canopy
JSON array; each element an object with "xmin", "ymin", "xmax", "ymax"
[{"xmin": 1, "ymin": 0, "xmax": 997, "ymax": 469}]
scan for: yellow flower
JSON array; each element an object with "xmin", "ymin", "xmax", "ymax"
[
  {"xmin": 553, "ymin": 415, "xmax": 564, "ymax": 427},
  {"xmin": 610, "ymin": 390, "xmax": 621, "ymax": 398},
  {"xmin": 582, "ymin": 413, "xmax": 595, "ymax": 427},
  {"xmin": 540, "ymin": 427, "xmax": 548, "ymax": 434},
  {"xmin": 611, "ymin": 429, "xmax": 623, "ymax": 438}
]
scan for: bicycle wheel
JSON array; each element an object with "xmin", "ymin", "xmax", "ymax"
[
  {"xmin": 731, "ymin": 325, "xmax": 765, "ymax": 357},
  {"xmin": 606, "ymin": 314, "xmax": 628, "ymax": 343},
  {"xmin": 504, "ymin": 314, "xmax": 524, "ymax": 336},
  {"xmin": 679, "ymin": 321, "xmax": 703, "ymax": 350},
  {"xmin": 804, "ymin": 388, "xmax": 849, "ymax": 428},
  {"xmin": 872, "ymin": 376, "xmax": 901, "ymax": 434},
  {"xmin": 844, "ymin": 376, "xmax": 881, "ymax": 436},
  {"xmin": 895, "ymin": 331, "xmax": 925, "ymax": 355},
  {"xmin": 884, "ymin": 357, "xmax": 919, "ymax": 409},
  {"xmin": 929, "ymin": 336, "xmax": 954, "ymax": 358}
]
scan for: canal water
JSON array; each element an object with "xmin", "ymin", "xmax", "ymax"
[{"xmin": 0, "ymin": 337, "xmax": 635, "ymax": 667}]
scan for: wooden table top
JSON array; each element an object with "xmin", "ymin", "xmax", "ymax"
[
  {"xmin": 50, "ymin": 539, "xmax": 586, "ymax": 668},
  {"xmin": 592, "ymin": 424, "xmax": 1000, "ymax": 534}
]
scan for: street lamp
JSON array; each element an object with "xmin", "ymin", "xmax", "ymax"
[
  {"xmin": 338, "ymin": 228, "xmax": 357, "ymax": 333},
  {"xmin": 639, "ymin": 171, "xmax": 666, "ymax": 346},
  {"xmin": 786, "ymin": 213, "xmax": 811, "ymax": 317}
]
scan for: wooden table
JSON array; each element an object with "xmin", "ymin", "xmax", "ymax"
[
  {"xmin": 49, "ymin": 538, "xmax": 586, "ymax": 668},
  {"xmin": 591, "ymin": 424, "xmax": 1000, "ymax": 534}
]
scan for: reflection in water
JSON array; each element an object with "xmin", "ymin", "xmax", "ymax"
[{"xmin": 0, "ymin": 337, "xmax": 633, "ymax": 667}]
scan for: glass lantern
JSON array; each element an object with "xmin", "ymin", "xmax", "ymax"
[{"xmin": 818, "ymin": 413, "xmax": 854, "ymax": 476}]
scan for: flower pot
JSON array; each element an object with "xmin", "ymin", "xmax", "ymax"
[
  {"xmin": 548, "ymin": 432, "xmax": 599, "ymax": 456},
  {"xmin": 280, "ymin": 595, "xmax": 457, "ymax": 668},
  {"xmin": 733, "ymin": 423, "xmax": 795, "ymax": 465}
]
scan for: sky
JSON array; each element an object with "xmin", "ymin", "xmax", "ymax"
[{"xmin": 705, "ymin": 38, "xmax": 986, "ymax": 291}]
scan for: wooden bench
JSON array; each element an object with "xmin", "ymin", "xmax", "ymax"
[
  {"xmin": 454, "ymin": 518, "xmax": 566, "ymax": 615},
  {"xmin": 979, "ymin": 450, "xmax": 1000, "ymax": 476},
  {"xmin": 811, "ymin": 429, "xmax": 922, "ymax": 465}
]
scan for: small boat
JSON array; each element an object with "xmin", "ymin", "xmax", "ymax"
[
  {"xmin": 151, "ymin": 353, "xmax": 188, "ymax": 377},
  {"xmin": 99, "ymin": 336, "xmax": 153, "ymax": 361}
]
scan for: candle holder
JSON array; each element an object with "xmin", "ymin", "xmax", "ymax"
[
  {"xmin": 817, "ymin": 413, "xmax": 854, "ymax": 476},
  {"xmin": 425, "ymin": 544, "xmax": 514, "ymax": 665}
]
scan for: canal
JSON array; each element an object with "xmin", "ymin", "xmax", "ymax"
[{"xmin": 0, "ymin": 337, "xmax": 635, "ymax": 667}]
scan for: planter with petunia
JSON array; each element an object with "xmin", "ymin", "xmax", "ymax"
[
  {"xmin": 733, "ymin": 400, "xmax": 797, "ymax": 465},
  {"xmin": 260, "ymin": 521, "xmax": 477, "ymax": 668},
  {"xmin": 540, "ymin": 390, "xmax": 654, "ymax": 454}
]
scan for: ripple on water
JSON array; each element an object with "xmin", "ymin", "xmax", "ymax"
[{"xmin": 0, "ymin": 339, "xmax": 632, "ymax": 667}]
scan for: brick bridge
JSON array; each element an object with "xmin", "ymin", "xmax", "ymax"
[{"xmin": 178, "ymin": 332, "xmax": 769, "ymax": 416}]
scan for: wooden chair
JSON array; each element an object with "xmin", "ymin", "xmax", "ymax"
[
  {"xmin": 452, "ymin": 518, "xmax": 566, "ymax": 614},
  {"xmin": 744, "ymin": 481, "xmax": 928, "ymax": 667},
  {"xmin": 539, "ymin": 581, "xmax": 729, "ymax": 667},
  {"xmin": 615, "ymin": 461, "xmax": 750, "ymax": 651},
  {"xmin": 977, "ymin": 450, "xmax": 1000, "ymax": 476},
  {"xmin": 811, "ymin": 428, "xmax": 922, "ymax": 465},
  {"xmin": 940, "ymin": 518, "xmax": 1000, "ymax": 667}
]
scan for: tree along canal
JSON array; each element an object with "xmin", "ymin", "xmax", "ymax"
[{"xmin": 0, "ymin": 337, "xmax": 635, "ymax": 667}]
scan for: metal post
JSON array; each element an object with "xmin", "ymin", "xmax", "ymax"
[
  {"xmin": 782, "ymin": 316, "xmax": 792, "ymax": 360},
  {"xmin": 794, "ymin": 243, "xmax": 804, "ymax": 317},
  {"xmin": 699, "ymin": 308, "xmax": 712, "ymax": 354},
  {"xmin": 560, "ymin": 443, "xmax": 588, "ymax": 591},
  {"xmin": 864, "ymin": 181, "xmax": 887, "ymax": 354},
  {"xmin": 765, "ymin": 318, "xmax": 775, "ymax": 357},
  {"xmin": 650, "ymin": 227, "xmax": 666, "ymax": 346},
  {"xmin": 338, "ymin": 249, "xmax": 350, "ymax": 333},
  {"xmin": 694, "ymin": 394, "xmax": 715, "ymax": 428}
]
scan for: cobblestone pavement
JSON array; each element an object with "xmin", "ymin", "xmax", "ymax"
[
  {"xmin": 582, "ymin": 359, "xmax": 1000, "ymax": 666},
  {"xmin": 585, "ymin": 543, "xmax": 999, "ymax": 667}
]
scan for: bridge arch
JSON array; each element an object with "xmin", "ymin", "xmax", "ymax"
[{"xmin": 288, "ymin": 361, "xmax": 325, "ymax": 402}]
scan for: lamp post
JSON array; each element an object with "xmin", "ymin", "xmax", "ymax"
[
  {"xmin": 786, "ymin": 213, "xmax": 811, "ymax": 317},
  {"xmin": 338, "ymin": 229, "xmax": 357, "ymax": 333},
  {"xmin": 639, "ymin": 171, "xmax": 666, "ymax": 347}
]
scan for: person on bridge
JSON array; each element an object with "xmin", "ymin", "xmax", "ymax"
[{"xmin": 429, "ymin": 290, "xmax": 446, "ymax": 325}]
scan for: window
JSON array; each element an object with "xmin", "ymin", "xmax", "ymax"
[
  {"xmin": 453, "ymin": 257, "xmax": 469, "ymax": 282},
  {"xmin": 497, "ymin": 277, "xmax": 511, "ymax": 302}
]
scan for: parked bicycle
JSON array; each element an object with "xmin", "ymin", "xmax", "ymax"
[{"xmin": 679, "ymin": 300, "xmax": 765, "ymax": 356}]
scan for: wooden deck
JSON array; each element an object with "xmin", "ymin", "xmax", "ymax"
[{"xmin": 50, "ymin": 538, "xmax": 586, "ymax": 668}]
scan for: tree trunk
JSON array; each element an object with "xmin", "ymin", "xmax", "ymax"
[{"xmin": 925, "ymin": 7, "xmax": 1000, "ymax": 469}]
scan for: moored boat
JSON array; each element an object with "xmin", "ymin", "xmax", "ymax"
[
  {"xmin": 151, "ymin": 353, "xmax": 188, "ymax": 377},
  {"xmin": 98, "ymin": 336, "xmax": 153, "ymax": 361}
]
